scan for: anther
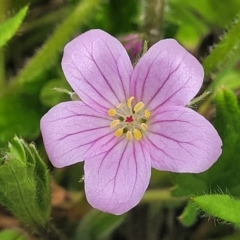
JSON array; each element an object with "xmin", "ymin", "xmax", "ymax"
[
  {"xmin": 134, "ymin": 102, "xmax": 144, "ymax": 113},
  {"xmin": 110, "ymin": 120, "xmax": 120, "ymax": 128},
  {"xmin": 144, "ymin": 109, "xmax": 150, "ymax": 118},
  {"xmin": 108, "ymin": 109, "xmax": 116, "ymax": 116},
  {"xmin": 127, "ymin": 96, "xmax": 134, "ymax": 108},
  {"xmin": 133, "ymin": 129, "xmax": 142, "ymax": 140},
  {"xmin": 117, "ymin": 103, "xmax": 123, "ymax": 108},
  {"xmin": 115, "ymin": 128, "xmax": 123, "ymax": 137},
  {"xmin": 126, "ymin": 131, "xmax": 133, "ymax": 140},
  {"xmin": 141, "ymin": 123, "xmax": 148, "ymax": 131}
]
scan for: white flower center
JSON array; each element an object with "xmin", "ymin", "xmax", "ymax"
[{"xmin": 108, "ymin": 96, "xmax": 151, "ymax": 140}]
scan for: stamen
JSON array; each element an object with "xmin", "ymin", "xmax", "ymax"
[
  {"xmin": 117, "ymin": 103, "xmax": 123, "ymax": 108},
  {"xmin": 145, "ymin": 109, "xmax": 150, "ymax": 118},
  {"xmin": 108, "ymin": 109, "xmax": 116, "ymax": 116},
  {"xmin": 110, "ymin": 120, "xmax": 120, "ymax": 128},
  {"xmin": 134, "ymin": 102, "xmax": 144, "ymax": 113},
  {"xmin": 141, "ymin": 123, "xmax": 148, "ymax": 131},
  {"xmin": 127, "ymin": 96, "xmax": 134, "ymax": 108},
  {"xmin": 133, "ymin": 129, "xmax": 142, "ymax": 140},
  {"xmin": 126, "ymin": 131, "xmax": 133, "ymax": 140},
  {"xmin": 108, "ymin": 96, "xmax": 151, "ymax": 141},
  {"xmin": 115, "ymin": 128, "xmax": 123, "ymax": 137}
]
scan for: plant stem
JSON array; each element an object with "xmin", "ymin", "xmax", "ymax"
[
  {"xmin": 141, "ymin": 189, "xmax": 188, "ymax": 207},
  {"xmin": 142, "ymin": 0, "xmax": 165, "ymax": 46}
]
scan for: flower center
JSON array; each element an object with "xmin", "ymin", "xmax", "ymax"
[{"xmin": 107, "ymin": 96, "xmax": 151, "ymax": 140}]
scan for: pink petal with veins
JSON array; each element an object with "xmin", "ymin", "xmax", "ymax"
[
  {"xmin": 84, "ymin": 140, "xmax": 151, "ymax": 215},
  {"xmin": 131, "ymin": 39, "xmax": 204, "ymax": 113},
  {"xmin": 62, "ymin": 29, "xmax": 133, "ymax": 112},
  {"xmin": 146, "ymin": 106, "xmax": 222, "ymax": 172},
  {"xmin": 40, "ymin": 101, "xmax": 117, "ymax": 168}
]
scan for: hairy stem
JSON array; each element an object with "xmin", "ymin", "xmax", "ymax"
[{"xmin": 142, "ymin": 0, "xmax": 165, "ymax": 46}]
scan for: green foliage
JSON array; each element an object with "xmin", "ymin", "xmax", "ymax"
[
  {"xmin": 167, "ymin": 1, "xmax": 207, "ymax": 47},
  {"xmin": 0, "ymin": 5, "xmax": 28, "ymax": 48},
  {"xmin": 0, "ymin": 136, "xmax": 50, "ymax": 227},
  {"xmin": 178, "ymin": 201, "xmax": 198, "ymax": 227},
  {"xmin": 12, "ymin": 0, "xmax": 103, "ymax": 90},
  {"xmin": 175, "ymin": 0, "xmax": 240, "ymax": 27},
  {"xmin": 214, "ymin": 71, "xmax": 240, "ymax": 90},
  {"xmin": 75, "ymin": 210, "xmax": 126, "ymax": 240},
  {"xmin": 203, "ymin": 15, "xmax": 240, "ymax": 77},
  {"xmin": 0, "ymin": 92, "xmax": 42, "ymax": 146},
  {"xmin": 193, "ymin": 194, "xmax": 240, "ymax": 225},
  {"xmin": 0, "ymin": 229, "xmax": 28, "ymax": 240},
  {"xmin": 40, "ymin": 78, "xmax": 71, "ymax": 107}
]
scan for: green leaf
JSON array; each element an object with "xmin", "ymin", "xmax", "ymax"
[
  {"xmin": 167, "ymin": 1, "xmax": 208, "ymax": 47},
  {"xmin": 75, "ymin": 210, "xmax": 126, "ymax": 240},
  {"xmin": 0, "ymin": 136, "xmax": 50, "ymax": 227},
  {"xmin": 0, "ymin": 92, "xmax": 42, "ymax": 146},
  {"xmin": 12, "ymin": 0, "xmax": 103, "ymax": 90},
  {"xmin": 172, "ymin": 88, "xmax": 240, "ymax": 197},
  {"xmin": 214, "ymin": 71, "xmax": 240, "ymax": 90},
  {"xmin": 178, "ymin": 201, "xmax": 198, "ymax": 227},
  {"xmin": 0, "ymin": 5, "xmax": 28, "ymax": 48},
  {"xmin": 193, "ymin": 194, "xmax": 240, "ymax": 225},
  {"xmin": 207, "ymin": 0, "xmax": 240, "ymax": 26},
  {"xmin": 0, "ymin": 229, "xmax": 28, "ymax": 240},
  {"xmin": 202, "ymin": 15, "xmax": 240, "ymax": 77},
  {"xmin": 177, "ymin": 0, "xmax": 240, "ymax": 27}
]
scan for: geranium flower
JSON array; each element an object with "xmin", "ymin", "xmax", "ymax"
[{"xmin": 40, "ymin": 29, "xmax": 222, "ymax": 215}]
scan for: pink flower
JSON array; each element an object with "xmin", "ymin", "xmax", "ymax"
[{"xmin": 40, "ymin": 29, "xmax": 222, "ymax": 215}]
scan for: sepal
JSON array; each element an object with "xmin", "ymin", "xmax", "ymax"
[{"xmin": 0, "ymin": 136, "xmax": 50, "ymax": 227}]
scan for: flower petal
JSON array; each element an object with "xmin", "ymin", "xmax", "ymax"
[
  {"xmin": 40, "ymin": 101, "xmax": 117, "ymax": 168},
  {"xmin": 131, "ymin": 39, "xmax": 204, "ymax": 112},
  {"xmin": 62, "ymin": 29, "xmax": 133, "ymax": 112},
  {"xmin": 84, "ymin": 140, "xmax": 151, "ymax": 215},
  {"xmin": 146, "ymin": 107, "xmax": 222, "ymax": 173}
]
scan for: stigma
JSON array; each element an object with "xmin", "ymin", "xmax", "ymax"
[{"xmin": 108, "ymin": 96, "xmax": 150, "ymax": 141}]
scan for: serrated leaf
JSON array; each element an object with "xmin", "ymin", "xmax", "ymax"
[
  {"xmin": 202, "ymin": 15, "xmax": 240, "ymax": 76},
  {"xmin": 0, "ymin": 5, "xmax": 28, "ymax": 48},
  {"xmin": 75, "ymin": 210, "xmax": 126, "ymax": 240},
  {"xmin": 193, "ymin": 194, "xmax": 240, "ymax": 225}
]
